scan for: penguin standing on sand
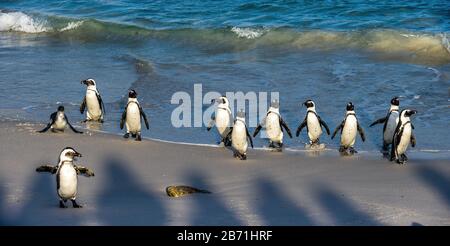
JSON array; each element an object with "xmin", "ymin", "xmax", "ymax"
[
  {"xmin": 331, "ymin": 102, "xmax": 366, "ymax": 154},
  {"xmin": 38, "ymin": 106, "xmax": 83, "ymax": 134},
  {"xmin": 295, "ymin": 99, "xmax": 330, "ymax": 146},
  {"xmin": 369, "ymin": 97, "xmax": 400, "ymax": 151},
  {"xmin": 80, "ymin": 78, "xmax": 105, "ymax": 122},
  {"xmin": 120, "ymin": 89, "xmax": 149, "ymax": 141},
  {"xmin": 36, "ymin": 147, "xmax": 95, "ymax": 208},
  {"xmin": 391, "ymin": 109, "xmax": 417, "ymax": 164},
  {"xmin": 227, "ymin": 110, "xmax": 253, "ymax": 160},
  {"xmin": 207, "ymin": 96, "xmax": 233, "ymax": 146},
  {"xmin": 253, "ymin": 100, "xmax": 292, "ymax": 151}
]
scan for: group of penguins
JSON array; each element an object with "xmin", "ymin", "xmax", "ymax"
[
  {"xmin": 34, "ymin": 78, "xmax": 417, "ymax": 208},
  {"xmin": 208, "ymin": 96, "xmax": 417, "ymax": 164}
]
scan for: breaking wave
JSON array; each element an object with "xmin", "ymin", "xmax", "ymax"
[{"xmin": 1, "ymin": 11, "xmax": 449, "ymax": 65}]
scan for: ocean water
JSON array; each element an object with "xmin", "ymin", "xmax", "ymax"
[{"xmin": 0, "ymin": 0, "xmax": 449, "ymax": 154}]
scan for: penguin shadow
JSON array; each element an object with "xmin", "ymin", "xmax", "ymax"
[
  {"xmin": 182, "ymin": 170, "xmax": 243, "ymax": 225},
  {"xmin": 415, "ymin": 165, "xmax": 450, "ymax": 208},
  {"xmin": 96, "ymin": 156, "xmax": 166, "ymax": 225},
  {"xmin": 314, "ymin": 184, "xmax": 382, "ymax": 225},
  {"xmin": 253, "ymin": 176, "xmax": 315, "ymax": 225}
]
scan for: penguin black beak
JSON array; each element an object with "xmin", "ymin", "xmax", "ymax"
[
  {"xmin": 81, "ymin": 80, "xmax": 87, "ymax": 85},
  {"xmin": 411, "ymin": 110, "xmax": 417, "ymax": 115},
  {"xmin": 74, "ymin": 152, "xmax": 82, "ymax": 158}
]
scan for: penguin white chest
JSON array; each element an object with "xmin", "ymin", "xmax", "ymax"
[
  {"xmin": 215, "ymin": 108, "xmax": 231, "ymax": 137},
  {"xmin": 57, "ymin": 164, "xmax": 78, "ymax": 199},
  {"xmin": 126, "ymin": 103, "xmax": 141, "ymax": 133},
  {"xmin": 397, "ymin": 124, "xmax": 412, "ymax": 155},
  {"xmin": 266, "ymin": 113, "xmax": 282, "ymax": 142},
  {"xmin": 341, "ymin": 116, "xmax": 357, "ymax": 147},
  {"xmin": 232, "ymin": 121, "xmax": 248, "ymax": 154},
  {"xmin": 86, "ymin": 90, "xmax": 102, "ymax": 119},
  {"xmin": 53, "ymin": 113, "xmax": 67, "ymax": 130},
  {"xmin": 307, "ymin": 113, "xmax": 322, "ymax": 141},
  {"xmin": 384, "ymin": 111, "xmax": 399, "ymax": 144}
]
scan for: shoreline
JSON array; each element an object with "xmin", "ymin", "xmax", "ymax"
[
  {"xmin": 7, "ymin": 117, "xmax": 450, "ymax": 161},
  {"xmin": 0, "ymin": 120, "xmax": 449, "ymax": 225}
]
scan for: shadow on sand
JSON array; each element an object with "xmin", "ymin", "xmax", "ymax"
[
  {"xmin": 254, "ymin": 176, "xmax": 316, "ymax": 225},
  {"xmin": 315, "ymin": 184, "xmax": 382, "ymax": 225},
  {"xmin": 183, "ymin": 169, "xmax": 243, "ymax": 225},
  {"xmin": 96, "ymin": 155, "xmax": 167, "ymax": 225},
  {"xmin": 415, "ymin": 165, "xmax": 450, "ymax": 208}
]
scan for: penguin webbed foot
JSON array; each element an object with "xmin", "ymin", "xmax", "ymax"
[
  {"xmin": 123, "ymin": 133, "xmax": 130, "ymax": 139},
  {"xmin": 135, "ymin": 133, "xmax": 142, "ymax": 141},
  {"xmin": 71, "ymin": 199, "xmax": 83, "ymax": 208},
  {"xmin": 59, "ymin": 200, "xmax": 67, "ymax": 208},
  {"xmin": 349, "ymin": 147, "xmax": 358, "ymax": 154}
]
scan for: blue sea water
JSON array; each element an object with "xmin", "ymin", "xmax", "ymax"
[{"xmin": 0, "ymin": 0, "xmax": 449, "ymax": 154}]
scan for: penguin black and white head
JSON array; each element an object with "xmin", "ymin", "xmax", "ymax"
[
  {"xmin": 236, "ymin": 109, "xmax": 246, "ymax": 122},
  {"xmin": 57, "ymin": 106, "xmax": 65, "ymax": 112},
  {"xmin": 212, "ymin": 96, "xmax": 229, "ymax": 106},
  {"xmin": 128, "ymin": 89, "xmax": 137, "ymax": 99},
  {"xmin": 391, "ymin": 97, "xmax": 400, "ymax": 106},
  {"xmin": 81, "ymin": 78, "xmax": 96, "ymax": 87},
  {"xmin": 400, "ymin": 109, "xmax": 417, "ymax": 119},
  {"xmin": 304, "ymin": 99, "xmax": 315, "ymax": 109},
  {"xmin": 346, "ymin": 102, "xmax": 354, "ymax": 111},
  {"xmin": 58, "ymin": 147, "xmax": 82, "ymax": 164}
]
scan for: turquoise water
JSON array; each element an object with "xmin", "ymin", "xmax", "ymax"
[{"xmin": 0, "ymin": 1, "xmax": 449, "ymax": 153}]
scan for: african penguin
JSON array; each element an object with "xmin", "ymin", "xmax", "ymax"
[
  {"xmin": 120, "ymin": 89, "xmax": 149, "ymax": 141},
  {"xmin": 390, "ymin": 109, "xmax": 417, "ymax": 164},
  {"xmin": 295, "ymin": 99, "xmax": 330, "ymax": 146},
  {"xmin": 228, "ymin": 110, "xmax": 254, "ymax": 160},
  {"xmin": 331, "ymin": 102, "xmax": 366, "ymax": 154},
  {"xmin": 36, "ymin": 147, "xmax": 95, "ymax": 208},
  {"xmin": 253, "ymin": 100, "xmax": 292, "ymax": 151},
  {"xmin": 38, "ymin": 106, "xmax": 83, "ymax": 134},
  {"xmin": 370, "ymin": 97, "xmax": 400, "ymax": 151},
  {"xmin": 207, "ymin": 96, "xmax": 233, "ymax": 146},
  {"xmin": 80, "ymin": 78, "xmax": 105, "ymax": 122}
]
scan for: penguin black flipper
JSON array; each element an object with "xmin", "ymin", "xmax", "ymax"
[
  {"xmin": 80, "ymin": 97, "xmax": 86, "ymax": 114},
  {"xmin": 279, "ymin": 117, "xmax": 293, "ymax": 138},
  {"xmin": 139, "ymin": 105, "xmax": 150, "ymax": 129},
  {"xmin": 357, "ymin": 122, "xmax": 366, "ymax": 142},
  {"xmin": 318, "ymin": 116, "xmax": 331, "ymax": 135},
  {"xmin": 296, "ymin": 118, "xmax": 307, "ymax": 137},
  {"xmin": 369, "ymin": 116, "xmax": 387, "ymax": 127},
  {"xmin": 74, "ymin": 165, "xmax": 95, "ymax": 177},
  {"xmin": 390, "ymin": 123, "xmax": 403, "ymax": 161},
  {"xmin": 207, "ymin": 114, "xmax": 215, "ymax": 131},
  {"xmin": 38, "ymin": 112, "xmax": 57, "ymax": 133},
  {"xmin": 36, "ymin": 165, "xmax": 57, "ymax": 174},
  {"xmin": 331, "ymin": 120, "xmax": 344, "ymax": 139},
  {"xmin": 253, "ymin": 124, "xmax": 262, "ymax": 137},
  {"xmin": 245, "ymin": 126, "xmax": 254, "ymax": 148},
  {"xmin": 120, "ymin": 107, "xmax": 127, "ymax": 130},
  {"xmin": 65, "ymin": 115, "xmax": 83, "ymax": 134},
  {"xmin": 96, "ymin": 92, "xmax": 106, "ymax": 115},
  {"xmin": 411, "ymin": 133, "xmax": 416, "ymax": 148}
]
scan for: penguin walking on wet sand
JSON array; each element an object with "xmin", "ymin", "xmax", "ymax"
[
  {"xmin": 38, "ymin": 106, "xmax": 83, "ymax": 134},
  {"xmin": 391, "ymin": 109, "xmax": 417, "ymax": 164},
  {"xmin": 369, "ymin": 97, "xmax": 400, "ymax": 152},
  {"xmin": 80, "ymin": 78, "xmax": 105, "ymax": 123},
  {"xmin": 36, "ymin": 147, "xmax": 95, "ymax": 208},
  {"xmin": 120, "ymin": 89, "xmax": 149, "ymax": 141},
  {"xmin": 331, "ymin": 102, "xmax": 366, "ymax": 154},
  {"xmin": 207, "ymin": 96, "xmax": 233, "ymax": 146},
  {"xmin": 253, "ymin": 100, "xmax": 292, "ymax": 151},
  {"xmin": 295, "ymin": 99, "xmax": 330, "ymax": 146},
  {"xmin": 226, "ymin": 110, "xmax": 254, "ymax": 160}
]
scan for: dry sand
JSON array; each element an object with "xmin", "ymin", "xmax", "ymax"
[{"xmin": 0, "ymin": 120, "xmax": 449, "ymax": 225}]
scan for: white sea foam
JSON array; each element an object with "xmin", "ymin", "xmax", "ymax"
[
  {"xmin": 59, "ymin": 21, "xmax": 84, "ymax": 32},
  {"xmin": 231, "ymin": 27, "xmax": 265, "ymax": 39},
  {"xmin": 0, "ymin": 11, "xmax": 48, "ymax": 33}
]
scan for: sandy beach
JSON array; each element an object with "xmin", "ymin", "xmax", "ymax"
[{"xmin": 0, "ymin": 120, "xmax": 448, "ymax": 226}]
